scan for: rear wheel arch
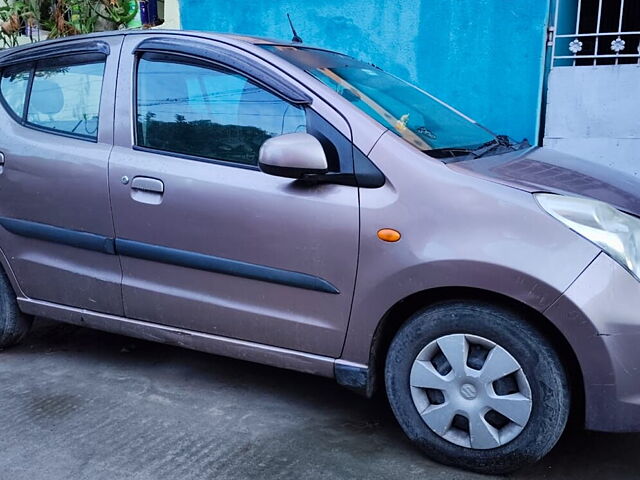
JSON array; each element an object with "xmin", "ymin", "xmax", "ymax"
[
  {"xmin": 0, "ymin": 243, "xmax": 25, "ymax": 299},
  {"xmin": 367, "ymin": 287, "xmax": 585, "ymax": 426},
  {"xmin": 0, "ymin": 244, "xmax": 32, "ymax": 348}
]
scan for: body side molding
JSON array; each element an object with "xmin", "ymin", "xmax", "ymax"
[
  {"xmin": 0, "ymin": 217, "xmax": 339, "ymax": 294},
  {"xmin": 116, "ymin": 238, "xmax": 340, "ymax": 294},
  {"xmin": 0, "ymin": 217, "xmax": 116, "ymax": 254}
]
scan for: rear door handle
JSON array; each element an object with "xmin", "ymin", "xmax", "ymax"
[
  {"xmin": 0, "ymin": 152, "xmax": 5, "ymax": 174},
  {"xmin": 131, "ymin": 176, "xmax": 164, "ymax": 194}
]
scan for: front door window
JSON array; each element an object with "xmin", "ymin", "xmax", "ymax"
[{"xmin": 136, "ymin": 53, "xmax": 306, "ymax": 166}]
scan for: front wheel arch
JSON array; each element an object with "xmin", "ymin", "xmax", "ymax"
[{"xmin": 366, "ymin": 287, "xmax": 585, "ymax": 427}]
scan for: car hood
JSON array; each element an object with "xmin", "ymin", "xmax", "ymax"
[{"xmin": 449, "ymin": 146, "xmax": 640, "ymax": 217}]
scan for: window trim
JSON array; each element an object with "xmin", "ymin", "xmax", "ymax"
[
  {"xmin": 0, "ymin": 53, "xmax": 107, "ymax": 143},
  {"xmin": 132, "ymin": 51, "xmax": 306, "ymax": 169},
  {"xmin": 0, "ymin": 40, "xmax": 110, "ymax": 68},
  {"xmin": 22, "ymin": 63, "xmax": 35, "ymax": 121},
  {"xmin": 133, "ymin": 37, "xmax": 311, "ymax": 106},
  {"xmin": 22, "ymin": 121, "xmax": 101, "ymax": 143},
  {"xmin": 132, "ymin": 145, "xmax": 261, "ymax": 172}
]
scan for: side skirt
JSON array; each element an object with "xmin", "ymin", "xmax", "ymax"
[{"xmin": 18, "ymin": 297, "xmax": 339, "ymax": 378}]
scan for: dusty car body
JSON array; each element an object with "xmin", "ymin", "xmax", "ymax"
[{"xmin": 1, "ymin": 30, "xmax": 639, "ymax": 473}]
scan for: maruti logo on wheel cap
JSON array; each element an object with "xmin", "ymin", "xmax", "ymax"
[{"xmin": 460, "ymin": 383, "xmax": 478, "ymax": 400}]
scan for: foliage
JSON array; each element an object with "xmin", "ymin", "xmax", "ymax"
[
  {"xmin": 1, "ymin": 0, "xmax": 140, "ymax": 47},
  {"xmin": 42, "ymin": 0, "xmax": 98, "ymax": 38},
  {"xmin": 95, "ymin": 0, "xmax": 137, "ymax": 27},
  {"xmin": 0, "ymin": 0, "xmax": 41, "ymax": 48},
  {"xmin": 138, "ymin": 118, "xmax": 271, "ymax": 166}
]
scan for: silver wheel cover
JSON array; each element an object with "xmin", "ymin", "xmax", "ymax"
[{"xmin": 410, "ymin": 333, "xmax": 532, "ymax": 450}]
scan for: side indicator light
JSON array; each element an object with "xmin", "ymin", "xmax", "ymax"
[{"xmin": 377, "ymin": 228, "xmax": 401, "ymax": 242}]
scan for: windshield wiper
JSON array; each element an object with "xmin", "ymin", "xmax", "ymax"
[
  {"xmin": 428, "ymin": 135, "xmax": 528, "ymax": 161},
  {"xmin": 470, "ymin": 136, "xmax": 508, "ymax": 157},
  {"xmin": 427, "ymin": 139, "xmax": 498, "ymax": 159}
]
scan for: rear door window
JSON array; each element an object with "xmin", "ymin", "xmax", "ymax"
[
  {"xmin": 0, "ymin": 63, "xmax": 31, "ymax": 119},
  {"xmin": 26, "ymin": 56, "xmax": 106, "ymax": 140}
]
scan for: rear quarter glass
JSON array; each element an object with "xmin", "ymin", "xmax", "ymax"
[{"xmin": 0, "ymin": 63, "xmax": 31, "ymax": 119}]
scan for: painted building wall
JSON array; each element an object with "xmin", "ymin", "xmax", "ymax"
[
  {"xmin": 544, "ymin": 65, "xmax": 640, "ymax": 176},
  {"xmin": 179, "ymin": 0, "xmax": 550, "ymax": 143}
]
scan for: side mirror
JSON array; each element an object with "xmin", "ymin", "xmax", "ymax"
[{"xmin": 258, "ymin": 133, "xmax": 328, "ymax": 179}]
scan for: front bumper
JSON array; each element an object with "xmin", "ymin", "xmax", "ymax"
[{"xmin": 546, "ymin": 252, "xmax": 640, "ymax": 432}]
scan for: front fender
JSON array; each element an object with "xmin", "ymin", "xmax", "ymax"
[{"xmin": 341, "ymin": 132, "xmax": 600, "ymax": 365}]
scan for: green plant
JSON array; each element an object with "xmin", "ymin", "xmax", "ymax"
[
  {"xmin": 69, "ymin": 0, "xmax": 97, "ymax": 34},
  {"xmin": 42, "ymin": 0, "xmax": 98, "ymax": 38},
  {"xmin": 0, "ymin": 2, "xmax": 20, "ymax": 48},
  {"xmin": 0, "ymin": 0, "xmax": 41, "ymax": 48},
  {"xmin": 1, "ymin": 0, "xmax": 138, "ymax": 47},
  {"xmin": 94, "ymin": 0, "xmax": 137, "ymax": 29}
]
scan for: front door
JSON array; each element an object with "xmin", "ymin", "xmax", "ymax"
[
  {"xmin": 0, "ymin": 37, "xmax": 123, "ymax": 315},
  {"xmin": 108, "ymin": 37, "xmax": 359, "ymax": 357}
]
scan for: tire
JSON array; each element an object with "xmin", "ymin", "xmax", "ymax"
[
  {"xmin": 0, "ymin": 271, "xmax": 32, "ymax": 349},
  {"xmin": 385, "ymin": 300, "xmax": 569, "ymax": 475}
]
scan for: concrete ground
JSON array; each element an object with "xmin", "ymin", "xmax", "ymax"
[{"xmin": 1, "ymin": 319, "xmax": 639, "ymax": 480}]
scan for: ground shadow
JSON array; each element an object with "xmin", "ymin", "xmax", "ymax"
[{"xmin": 5, "ymin": 318, "xmax": 640, "ymax": 479}]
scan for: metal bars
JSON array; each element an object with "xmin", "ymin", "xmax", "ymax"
[{"xmin": 552, "ymin": 0, "xmax": 640, "ymax": 67}]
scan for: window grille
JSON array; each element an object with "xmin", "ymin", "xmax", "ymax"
[{"xmin": 552, "ymin": 0, "xmax": 640, "ymax": 66}]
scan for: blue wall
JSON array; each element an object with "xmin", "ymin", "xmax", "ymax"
[{"xmin": 179, "ymin": 0, "xmax": 550, "ymax": 143}]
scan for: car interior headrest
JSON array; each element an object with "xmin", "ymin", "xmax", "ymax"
[{"xmin": 29, "ymin": 79, "xmax": 64, "ymax": 116}]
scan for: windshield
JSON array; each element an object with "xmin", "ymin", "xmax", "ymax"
[{"xmin": 263, "ymin": 45, "xmax": 496, "ymax": 154}]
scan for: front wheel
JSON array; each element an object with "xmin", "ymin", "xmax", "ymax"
[{"xmin": 385, "ymin": 301, "xmax": 569, "ymax": 474}]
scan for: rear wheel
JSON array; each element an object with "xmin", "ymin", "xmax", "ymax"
[
  {"xmin": 0, "ymin": 271, "xmax": 32, "ymax": 349},
  {"xmin": 385, "ymin": 301, "xmax": 569, "ymax": 474}
]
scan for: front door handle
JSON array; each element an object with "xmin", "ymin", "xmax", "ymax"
[
  {"xmin": 0, "ymin": 152, "xmax": 5, "ymax": 174},
  {"xmin": 129, "ymin": 176, "xmax": 164, "ymax": 205},
  {"xmin": 131, "ymin": 176, "xmax": 164, "ymax": 194}
]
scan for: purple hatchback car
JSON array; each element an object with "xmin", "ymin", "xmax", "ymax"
[{"xmin": 1, "ymin": 31, "xmax": 639, "ymax": 474}]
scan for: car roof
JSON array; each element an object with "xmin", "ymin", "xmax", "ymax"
[{"xmin": 0, "ymin": 29, "xmax": 312, "ymax": 61}]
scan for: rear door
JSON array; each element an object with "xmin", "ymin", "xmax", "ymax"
[
  {"xmin": 108, "ymin": 36, "xmax": 360, "ymax": 357},
  {"xmin": 0, "ymin": 37, "xmax": 124, "ymax": 315}
]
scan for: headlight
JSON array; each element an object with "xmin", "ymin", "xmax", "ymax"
[{"xmin": 535, "ymin": 193, "xmax": 640, "ymax": 281}]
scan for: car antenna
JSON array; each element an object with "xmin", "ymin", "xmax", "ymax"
[{"xmin": 287, "ymin": 13, "xmax": 303, "ymax": 43}]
